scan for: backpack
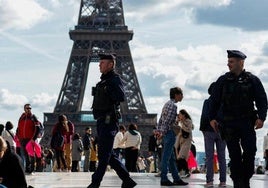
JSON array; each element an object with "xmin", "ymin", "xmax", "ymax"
[
  {"xmin": 50, "ymin": 130, "xmax": 64, "ymax": 149},
  {"xmin": 31, "ymin": 114, "xmax": 45, "ymax": 138},
  {"xmin": 36, "ymin": 123, "xmax": 45, "ymax": 138}
]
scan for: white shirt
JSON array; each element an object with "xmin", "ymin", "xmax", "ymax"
[
  {"xmin": 121, "ymin": 131, "xmax": 142, "ymax": 150},
  {"xmin": 263, "ymin": 135, "xmax": 268, "ymax": 151},
  {"xmin": 113, "ymin": 131, "xmax": 125, "ymax": 149},
  {"xmin": 2, "ymin": 130, "xmax": 16, "ymax": 148}
]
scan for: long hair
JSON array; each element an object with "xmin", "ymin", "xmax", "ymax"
[{"xmin": 179, "ymin": 109, "xmax": 192, "ymax": 120}]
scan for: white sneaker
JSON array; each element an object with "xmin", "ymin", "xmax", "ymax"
[{"xmin": 265, "ymin": 170, "xmax": 268, "ymax": 175}]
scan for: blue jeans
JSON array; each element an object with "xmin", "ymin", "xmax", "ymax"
[
  {"xmin": 203, "ymin": 131, "xmax": 226, "ymax": 183},
  {"xmin": 161, "ymin": 130, "xmax": 181, "ymax": 182}
]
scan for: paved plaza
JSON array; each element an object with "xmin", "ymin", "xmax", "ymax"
[{"xmin": 26, "ymin": 172, "xmax": 268, "ymax": 188}]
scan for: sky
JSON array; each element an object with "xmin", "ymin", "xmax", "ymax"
[{"xmin": 1, "ymin": 0, "xmax": 268, "ymax": 158}]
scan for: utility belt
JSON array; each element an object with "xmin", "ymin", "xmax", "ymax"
[
  {"xmin": 96, "ymin": 111, "xmax": 121, "ymax": 124},
  {"xmin": 219, "ymin": 111, "xmax": 258, "ymax": 141},
  {"xmin": 223, "ymin": 110, "xmax": 257, "ymax": 122}
]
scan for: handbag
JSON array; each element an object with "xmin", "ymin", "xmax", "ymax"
[{"xmin": 181, "ymin": 129, "xmax": 190, "ymax": 138}]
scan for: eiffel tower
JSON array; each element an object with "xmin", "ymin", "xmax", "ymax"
[{"xmin": 41, "ymin": 0, "xmax": 157, "ymax": 152}]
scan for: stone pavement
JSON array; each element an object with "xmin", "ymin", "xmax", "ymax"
[{"xmin": 26, "ymin": 172, "xmax": 268, "ymax": 188}]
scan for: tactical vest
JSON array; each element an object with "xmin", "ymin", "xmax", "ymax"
[
  {"xmin": 221, "ymin": 71, "xmax": 254, "ymax": 121},
  {"xmin": 92, "ymin": 79, "xmax": 114, "ymax": 112}
]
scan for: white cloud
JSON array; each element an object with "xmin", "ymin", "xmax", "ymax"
[
  {"xmin": 31, "ymin": 93, "xmax": 57, "ymax": 109},
  {"xmin": 0, "ymin": 89, "xmax": 57, "ymax": 125},
  {"xmin": 0, "ymin": 89, "xmax": 28, "ymax": 109},
  {"xmin": 125, "ymin": 0, "xmax": 231, "ymax": 21},
  {"xmin": 0, "ymin": 89, "xmax": 57, "ymax": 111},
  {"xmin": 49, "ymin": 0, "xmax": 61, "ymax": 8},
  {"xmin": 0, "ymin": 0, "xmax": 51, "ymax": 30}
]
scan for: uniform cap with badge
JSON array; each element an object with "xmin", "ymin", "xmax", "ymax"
[
  {"xmin": 98, "ymin": 53, "xmax": 116, "ymax": 60},
  {"xmin": 227, "ymin": 50, "xmax": 247, "ymax": 59}
]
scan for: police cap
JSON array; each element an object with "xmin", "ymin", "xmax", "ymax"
[
  {"xmin": 98, "ymin": 53, "xmax": 116, "ymax": 60},
  {"xmin": 227, "ymin": 50, "xmax": 247, "ymax": 60}
]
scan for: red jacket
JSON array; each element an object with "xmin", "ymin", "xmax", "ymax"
[{"xmin": 17, "ymin": 113, "xmax": 40, "ymax": 140}]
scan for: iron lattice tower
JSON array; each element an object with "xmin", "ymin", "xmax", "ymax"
[{"xmin": 42, "ymin": 0, "xmax": 157, "ymax": 152}]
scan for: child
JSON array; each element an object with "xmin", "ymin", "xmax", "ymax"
[
  {"xmin": 71, "ymin": 133, "xmax": 83, "ymax": 172},
  {"xmin": 43, "ymin": 148, "xmax": 54, "ymax": 172}
]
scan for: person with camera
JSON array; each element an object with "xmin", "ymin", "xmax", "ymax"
[{"xmin": 175, "ymin": 109, "xmax": 193, "ymax": 178}]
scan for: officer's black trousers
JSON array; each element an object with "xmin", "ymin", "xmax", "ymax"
[
  {"xmin": 225, "ymin": 119, "xmax": 256, "ymax": 185},
  {"xmin": 91, "ymin": 118, "xmax": 130, "ymax": 184}
]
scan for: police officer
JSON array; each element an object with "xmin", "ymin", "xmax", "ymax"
[
  {"xmin": 87, "ymin": 53, "xmax": 136, "ymax": 188},
  {"xmin": 209, "ymin": 50, "xmax": 268, "ymax": 188}
]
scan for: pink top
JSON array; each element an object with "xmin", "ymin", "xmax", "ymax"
[{"xmin": 26, "ymin": 140, "xmax": 42, "ymax": 158}]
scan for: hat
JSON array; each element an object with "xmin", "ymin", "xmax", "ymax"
[
  {"xmin": 227, "ymin": 50, "xmax": 247, "ymax": 59},
  {"xmin": 98, "ymin": 53, "xmax": 116, "ymax": 60}
]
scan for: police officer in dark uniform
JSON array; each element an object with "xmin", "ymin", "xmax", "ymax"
[
  {"xmin": 209, "ymin": 50, "xmax": 268, "ymax": 188},
  {"xmin": 87, "ymin": 53, "xmax": 137, "ymax": 188}
]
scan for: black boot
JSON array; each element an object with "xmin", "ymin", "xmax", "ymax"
[
  {"xmin": 243, "ymin": 178, "xmax": 250, "ymax": 188},
  {"xmin": 87, "ymin": 182, "xmax": 100, "ymax": 188},
  {"xmin": 122, "ymin": 178, "xmax": 137, "ymax": 188}
]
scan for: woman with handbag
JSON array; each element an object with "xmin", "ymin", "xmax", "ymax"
[{"xmin": 175, "ymin": 109, "xmax": 194, "ymax": 178}]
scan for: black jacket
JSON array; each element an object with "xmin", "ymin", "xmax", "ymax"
[
  {"xmin": 148, "ymin": 135, "xmax": 158, "ymax": 152},
  {"xmin": 200, "ymin": 98, "xmax": 214, "ymax": 132},
  {"xmin": 0, "ymin": 148, "xmax": 27, "ymax": 188},
  {"xmin": 209, "ymin": 70, "xmax": 268, "ymax": 123}
]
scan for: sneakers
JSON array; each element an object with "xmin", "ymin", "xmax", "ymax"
[
  {"xmin": 219, "ymin": 182, "xmax": 226, "ymax": 187},
  {"xmin": 205, "ymin": 182, "xmax": 213, "ymax": 187},
  {"xmin": 173, "ymin": 179, "xmax": 189, "ymax": 186}
]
